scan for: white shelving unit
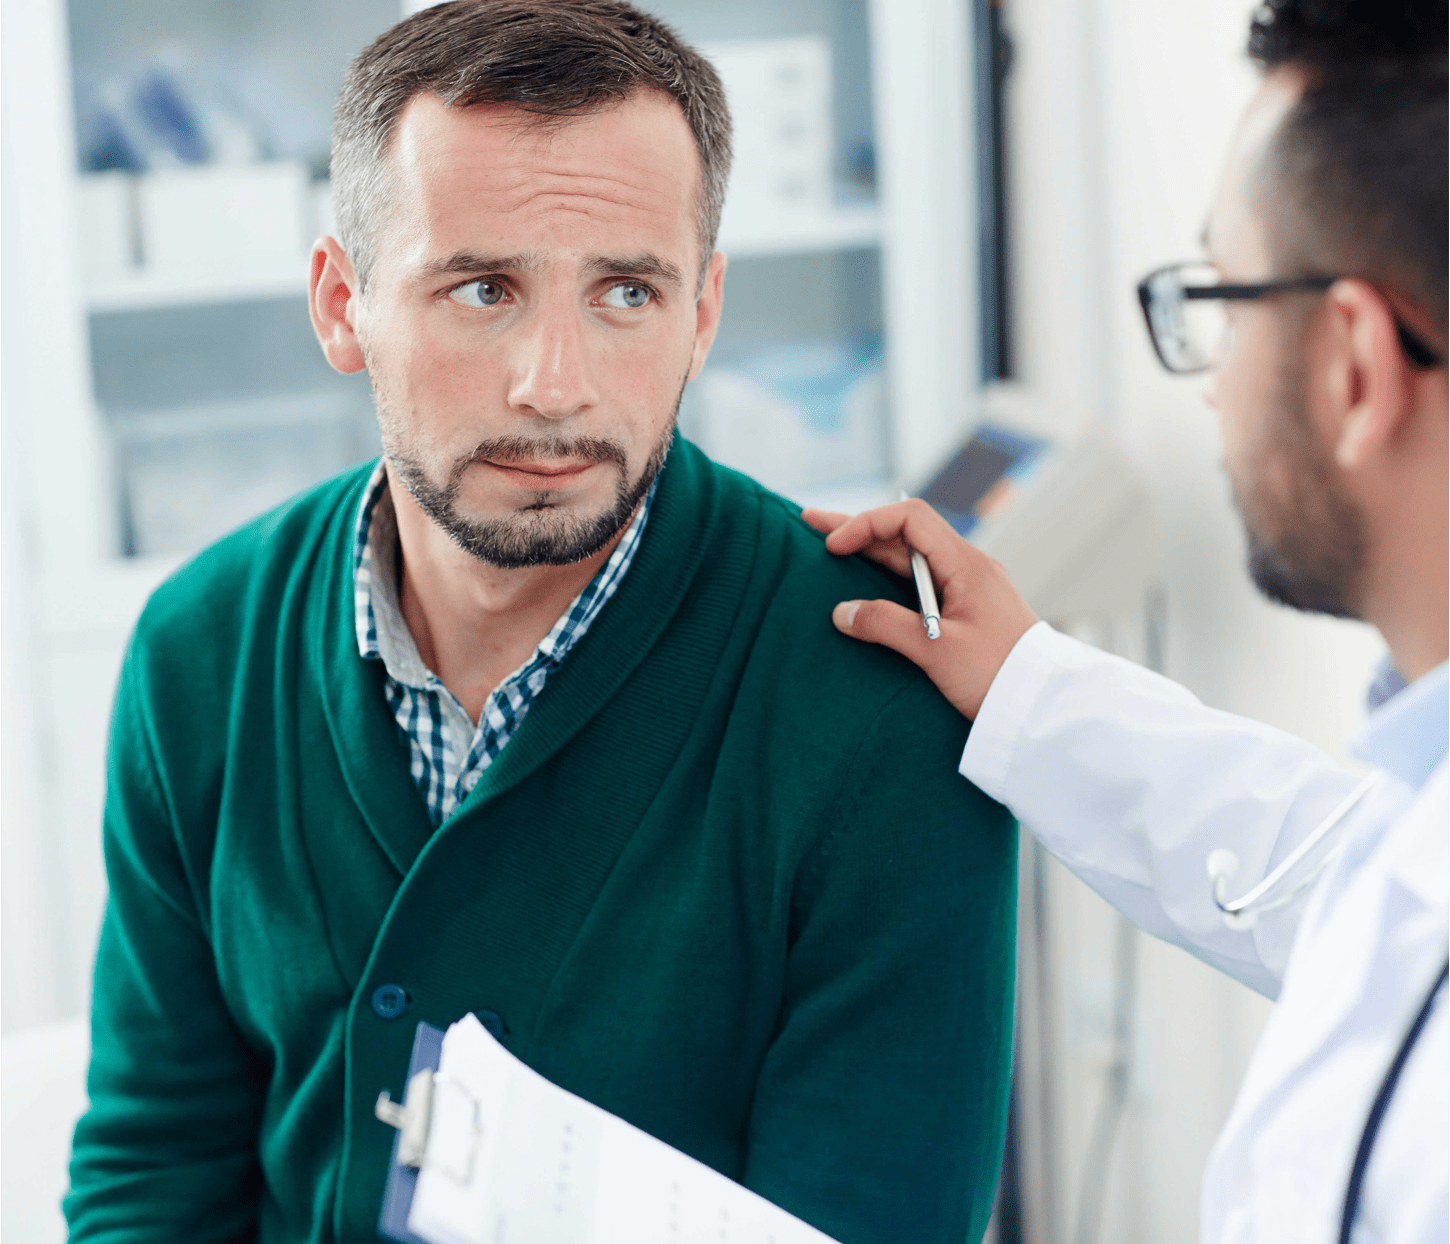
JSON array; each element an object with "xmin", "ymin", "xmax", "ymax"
[
  {"xmin": 86, "ymin": 262, "xmax": 311, "ymax": 313},
  {"xmin": 3, "ymin": 0, "xmax": 979, "ymax": 1030},
  {"xmin": 85, "ymin": 204, "xmax": 885, "ymax": 314},
  {"xmin": 721, "ymin": 202, "xmax": 883, "ymax": 259}
]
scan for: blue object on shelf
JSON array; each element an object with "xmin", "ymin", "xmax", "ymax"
[{"xmin": 133, "ymin": 68, "xmax": 210, "ymax": 165}]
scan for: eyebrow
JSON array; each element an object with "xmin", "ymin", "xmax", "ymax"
[
  {"xmin": 584, "ymin": 254, "xmax": 685, "ymax": 290},
  {"xmin": 415, "ymin": 250, "xmax": 685, "ymax": 290},
  {"xmin": 417, "ymin": 252, "xmax": 540, "ymax": 280}
]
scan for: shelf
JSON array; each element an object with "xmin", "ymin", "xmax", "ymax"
[
  {"xmin": 82, "ymin": 206, "xmax": 882, "ymax": 313},
  {"xmin": 86, "ymin": 260, "xmax": 311, "ymax": 313},
  {"xmin": 718, "ymin": 204, "xmax": 881, "ymax": 260}
]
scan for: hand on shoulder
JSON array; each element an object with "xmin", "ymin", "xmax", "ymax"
[{"xmin": 800, "ymin": 499, "xmax": 1039, "ymax": 719}]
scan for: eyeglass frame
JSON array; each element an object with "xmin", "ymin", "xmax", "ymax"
[{"xmin": 1135, "ymin": 262, "xmax": 1444, "ymax": 375}]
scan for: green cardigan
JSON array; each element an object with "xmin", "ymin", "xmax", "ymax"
[{"xmin": 66, "ymin": 439, "xmax": 1017, "ymax": 1244}]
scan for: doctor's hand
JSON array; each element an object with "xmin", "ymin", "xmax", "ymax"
[{"xmin": 801, "ymin": 500, "xmax": 1038, "ymax": 720}]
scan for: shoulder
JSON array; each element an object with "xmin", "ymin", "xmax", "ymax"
[
  {"xmin": 687, "ymin": 446, "xmax": 914, "ymax": 610},
  {"xmin": 687, "ymin": 451, "xmax": 977, "ymax": 760},
  {"xmin": 131, "ymin": 461, "xmax": 372, "ymax": 668}
]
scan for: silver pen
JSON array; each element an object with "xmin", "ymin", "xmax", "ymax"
[{"xmin": 898, "ymin": 491, "xmax": 941, "ymax": 639}]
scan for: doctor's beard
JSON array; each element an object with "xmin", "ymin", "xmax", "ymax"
[
  {"xmin": 373, "ymin": 385, "xmax": 681, "ymax": 570},
  {"xmin": 1231, "ymin": 345, "xmax": 1368, "ymax": 620}
]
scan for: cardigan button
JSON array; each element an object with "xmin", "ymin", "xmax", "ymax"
[
  {"xmin": 477, "ymin": 1010, "xmax": 505, "ymax": 1039},
  {"xmin": 371, "ymin": 984, "xmax": 409, "ymax": 1020}
]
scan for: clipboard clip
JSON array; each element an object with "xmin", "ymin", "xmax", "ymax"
[{"xmin": 375, "ymin": 1070, "xmax": 484, "ymax": 1184}]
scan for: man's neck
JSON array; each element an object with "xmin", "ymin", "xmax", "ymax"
[
  {"xmin": 1370, "ymin": 584, "xmax": 1448, "ymax": 686},
  {"xmin": 388, "ymin": 473, "xmax": 629, "ymax": 722},
  {"xmin": 1362, "ymin": 457, "xmax": 1449, "ymax": 684}
]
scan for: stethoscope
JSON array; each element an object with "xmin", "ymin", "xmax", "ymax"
[
  {"xmin": 1205, "ymin": 770, "xmax": 1384, "ymax": 929},
  {"xmin": 1202, "ymin": 769, "xmax": 1449, "ymax": 1239}
]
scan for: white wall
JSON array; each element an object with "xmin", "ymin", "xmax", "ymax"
[
  {"xmin": 1001, "ymin": 1, "xmax": 1385, "ymax": 1241},
  {"xmin": 1, "ymin": 0, "xmax": 99, "ymax": 1034}
]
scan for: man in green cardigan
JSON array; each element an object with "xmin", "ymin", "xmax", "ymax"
[{"xmin": 65, "ymin": 3, "xmax": 1018, "ymax": 1242}]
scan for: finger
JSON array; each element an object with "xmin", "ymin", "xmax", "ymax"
[
  {"xmin": 802, "ymin": 504, "xmax": 913, "ymax": 576},
  {"xmin": 833, "ymin": 597, "xmax": 939, "ymax": 663},
  {"xmin": 799, "ymin": 507, "xmax": 852, "ymax": 536},
  {"xmin": 842, "ymin": 538, "xmax": 914, "ymax": 579},
  {"xmin": 822, "ymin": 500, "xmax": 965, "ymax": 568},
  {"xmin": 825, "ymin": 501, "xmax": 995, "ymax": 603},
  {"xmin": 834, "ymin": 600, "xmax": 989, "ymax": 718},
  {"xmin": 935, "ymin": 549, "xmax": 1018, "ymax": 619}
]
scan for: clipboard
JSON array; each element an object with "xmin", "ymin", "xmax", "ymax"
[
  {"xmin": 375, "ymin": 1021, "xmax": 445, "ymax": 1244},
  {"xmin": 373, "ymin": 1012, "xmax": 841, "ymax": 1244}
]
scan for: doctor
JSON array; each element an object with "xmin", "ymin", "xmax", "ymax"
[{"xmin": 805, "ymin": 1, "xmax": 1447, "ymax": 1241}]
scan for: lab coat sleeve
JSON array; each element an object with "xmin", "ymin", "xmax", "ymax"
[{"xmin": 960, "ymin": 621, "xmax": 1363, "ymax": 996}]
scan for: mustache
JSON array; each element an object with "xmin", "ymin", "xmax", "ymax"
[{"xmin": 458, "ymin": 435, "xmax": 627, "ymax": 476}]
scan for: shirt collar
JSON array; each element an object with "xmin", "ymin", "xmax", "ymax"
[
  {"xmin": 352, "ymin": 461, "xmax": 437, "ymax": 687},
  {"xmin": 1350, "ymin": 658, "xmax": 1449, "ymax": 790}
]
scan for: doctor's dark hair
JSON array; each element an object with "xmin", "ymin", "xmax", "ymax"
[
  {"xmin": 330, "ymin": 0, "xmax": 731, "ymax": 292},
  {"xmin": 1246, "ymin": 0, "xmax": 1448, "ymax": 334}
]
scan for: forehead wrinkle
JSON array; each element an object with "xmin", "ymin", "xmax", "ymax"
[
  {"xmin": 491, "ymin": 100, "xmax": 696, "ymax": 187},
  {"xmin": 384, "ymin": 95, "xmax": 703, "ymax": 279},
  {"xmin": 506, "ymin": 188, "xmax": 681, "ymax": 233},
  {"xmin": 467, "ymin": 159, "xmax": 688, "ymax": 218},
  {"xmin": 400, "ymin": 135, "xmax": 687, "ymax": 216}
]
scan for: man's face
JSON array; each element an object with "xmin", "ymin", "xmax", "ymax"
[
  {"xmin": 1201, "ymin": 70, "xmax": 1366, "ymax": 618},
  {"xmin": 353, "ymin": 91, "xmax": 723, "ymax": 568}
]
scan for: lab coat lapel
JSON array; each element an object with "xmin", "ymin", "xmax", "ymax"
[
  {"xmin": 1205, "ymin": 770, "xmax": 1446, "ymax": 1234},
  {"xmin": 1379, "ymin": 761, "xmax": 1448, "ymax": 911},
  {"xmin": 1257, "ymin": 774, "xmax": 1437, "ymax": 1075}
]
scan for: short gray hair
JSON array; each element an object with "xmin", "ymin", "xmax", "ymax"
[{"xmin": 330, "ymin": 0, "xmax": 732, "ymax": 292}]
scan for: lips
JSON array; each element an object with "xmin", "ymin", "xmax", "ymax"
[{"xmin": 481, "ymin": 458, "xmax": 597, "ymax": 488}]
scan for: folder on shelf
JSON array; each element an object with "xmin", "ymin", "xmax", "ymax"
[{"xmin": 375, "ymin": 1012, "xmax": 840, "ymax": 1244}]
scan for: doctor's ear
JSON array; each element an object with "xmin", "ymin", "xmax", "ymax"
[
  {"xmin": 309, "ymin": 236, "xmax": 367, "ymax": 376},
  {"xmin": 1324, "ymin": 279, "xmax": 1418, "ymax": 472}
]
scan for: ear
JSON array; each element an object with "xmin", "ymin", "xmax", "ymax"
[
  {"xmin": 1324, "ymin": 278, "xmax": 1415, "ymax": 472},
  {"xmin": 308, "ymin": 236, "xmax": 367, "ymax": 375},
  {"xmin": 687, "ymin": 250, "xmax": 727, "ymax": 382}
]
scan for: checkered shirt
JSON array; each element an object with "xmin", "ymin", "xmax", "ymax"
[{"xmin": 353, "ymin": 461, "xmax": 655, "ymax": 826}]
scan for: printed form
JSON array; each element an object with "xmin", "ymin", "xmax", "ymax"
[{"xmin": 405, "ymin": 1013, "xmax": 841, "ymax": 1244}]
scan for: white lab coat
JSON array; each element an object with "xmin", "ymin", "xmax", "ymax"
[{"xmin": 959, "ymin": 622, "xmax": 1447, "ymax": 1243}]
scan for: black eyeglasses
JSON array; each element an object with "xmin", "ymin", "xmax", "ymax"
[{"xmin": 1136, "ymin": 261, "xmax": 1444, "ymax": 375}]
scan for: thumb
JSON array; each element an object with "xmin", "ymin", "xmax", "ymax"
[
  {"xmin": 833, "ymin": 598, "xmax": 931, "ymax": 657},
  {"xmin": 833, "ymin": 597, "xmax": 982, "ymax": 718}
]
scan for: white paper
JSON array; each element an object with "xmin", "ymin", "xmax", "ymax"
[{"xmin": 407, "ymin": 1013, "xmax": 840, "ymax": 1244}]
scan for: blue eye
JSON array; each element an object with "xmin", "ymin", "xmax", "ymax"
[
  {"xmin": 601, "ymin": 282, "xmax": 652, "ymax": 309},
  {"xmin": 449, "ymin": 280, "xmax": 506, "ymax": 308}
]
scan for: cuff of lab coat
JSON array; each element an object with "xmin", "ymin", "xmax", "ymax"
[{"xmin": 959, "ymin": 620, "xmax": 1074, "ymax": 801}]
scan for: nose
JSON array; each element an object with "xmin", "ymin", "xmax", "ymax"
[{"xmin": 506, "ymin": 300, "xmax": 598, "ymax": 421}]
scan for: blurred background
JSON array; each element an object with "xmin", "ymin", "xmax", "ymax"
[{"xmin": 1, "ymin": 0, "xmax": 1386, "ymax": 1241}]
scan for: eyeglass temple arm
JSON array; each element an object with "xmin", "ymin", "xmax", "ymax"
[{"xmin": 1179, "ymin": 279, "xmax": 1443, "ymax": 368}]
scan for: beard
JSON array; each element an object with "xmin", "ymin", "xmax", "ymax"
[
  {"xmin": 377, "ymin": 383, "xmax": 683, "ymax": 570},
  {"xmin": 1231, "ymin": 346, "xmax": 1367, "ymax": 619}
]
